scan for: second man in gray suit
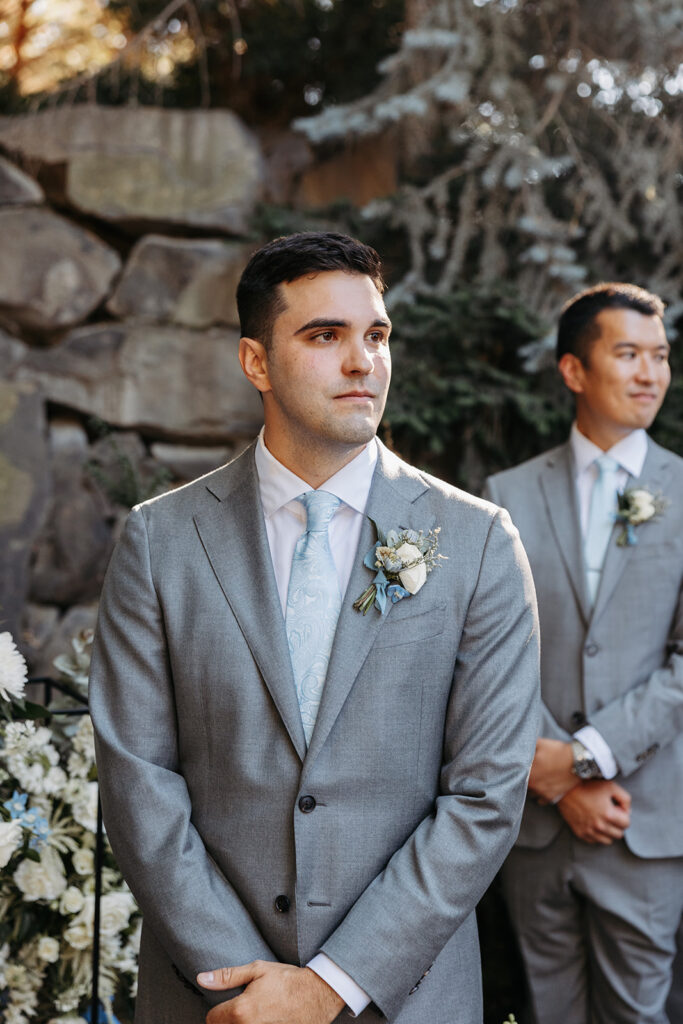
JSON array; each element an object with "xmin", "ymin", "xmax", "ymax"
[{"xmin": 485, "ymin": 283, "xmax": 683, "ymax": 1024}]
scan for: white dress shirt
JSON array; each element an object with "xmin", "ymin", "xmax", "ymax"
[
  {"xmin": 569, "ymin": 423, "xmax": 648, "ymax": 778},
  {"xmin": 254, "ymin": 429, "xmax": 374, "ymax": 1016}
]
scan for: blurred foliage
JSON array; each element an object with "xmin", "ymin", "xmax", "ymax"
[
  {"xmin": 381, "ymin": 284, "xmax": 571, "ymax": 490},
  {"xmin": 0, "ymin": 0, "xmax": 405, "ymax": 121}
]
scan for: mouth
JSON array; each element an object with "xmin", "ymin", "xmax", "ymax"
[
  {"xmin": 335, "ymin": 391, "xmax": 377, "ymax": 400},
  {"xmin": 629, "ymin": 392, "xmax": 659, "ymax": 402}
]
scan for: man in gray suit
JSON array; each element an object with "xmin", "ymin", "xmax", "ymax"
[
  {"xmin": 89, "ymin": 232, "xmax": 540, "ymax": 1024},
  {"xmin": 484, "ymin": 283, "xmax": 683, "ymax": 1024}
]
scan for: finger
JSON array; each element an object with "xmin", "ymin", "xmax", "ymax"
[
  {"xmin": 610, "ymin": 785, "xmax": 632, "ymax": 808},
  {"xmin": 197, "ymin": 963, "xmax": 258, "ymax": 990},
  {"xmin": 606, "ymin": 807, "xmax": 630, "ymax": 829},
  {"xmin": 590, "ymin": 831, "xmax": 614, "ymax": 845}
]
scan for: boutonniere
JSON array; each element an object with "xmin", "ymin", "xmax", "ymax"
[
  {"xmin": 615, "ymin": 486, "xmax": 668, "ymax": 546},
  {"xmin": 353, "ymin": 526, "xmax": 446, "ymax": 615}
]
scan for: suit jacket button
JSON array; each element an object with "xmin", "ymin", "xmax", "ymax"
[
  {"xmin": 298, "ymin": 795, "xmax": 316, "ymax": 813},
  {"xmin": 274, "ymin": 894, "xmax": 290, "ymax": 913},
  {"xmin": 585, "ymin": 642, "xmax": 599, "ymax": 656},
  {"xmin": 571, "ymin": 711, "xmax": 587, "ymax": 728}
]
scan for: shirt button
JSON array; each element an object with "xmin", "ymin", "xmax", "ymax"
[
  {"xmin": 274, "ymin": 895, "xmax": 290, "ymax": 913},
  {"xmin": 585, "ymin": 642, "xmax": 600, "ymax": 657},
  {"xmin": 298, "ymin": 795, "xmax": 316, "ymax": 813}
]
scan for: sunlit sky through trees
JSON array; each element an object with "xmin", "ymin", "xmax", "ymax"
[{"xmin": 0, "ymin": 0, "xmax": 196, "ymax": 96}]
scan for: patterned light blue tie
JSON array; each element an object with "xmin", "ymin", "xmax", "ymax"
[
  {"xmin": 584, "ymin": 453, "xmax": 620, "ymax": 605},
  {"xmin": 285, "ymin": 490, "xmax": 342, "ymax": 745}
]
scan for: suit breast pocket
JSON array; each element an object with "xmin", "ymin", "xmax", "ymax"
[{"xmin": 372, "ymin": 602, "xmax": 447, "ymax": 649}]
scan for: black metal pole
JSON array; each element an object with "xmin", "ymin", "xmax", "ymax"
[{"xmin": 91, "ymin": 795, "xmax": 104, "ymax": 1024}]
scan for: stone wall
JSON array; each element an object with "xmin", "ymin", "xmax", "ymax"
[{"xmin": 0, "ymin": 106, "xmax": 267, "ymax": 674}]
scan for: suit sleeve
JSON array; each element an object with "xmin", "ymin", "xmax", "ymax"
[
  {"xmin": 483, "ymin": 476, "xmax": 570, "ymax": 744},
  {"xmin": 89, "ymin": 507, "xmax": 276, "ymax": 1000},
  {"xmin": 586, "ymin": 583, "xmax": 683, "ymax": 777},
  {"xmin": 319, "ymin": 509, "xmax": 541, "ymax": 1021}
]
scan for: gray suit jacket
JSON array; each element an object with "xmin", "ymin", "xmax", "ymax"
[
  {"xmin": 484, "ymin": 437, "xmax": 683, "ymax": 857},
  {"xmin": 89, "ymin": 441, "xmax": 540, "ymax": 1023}
]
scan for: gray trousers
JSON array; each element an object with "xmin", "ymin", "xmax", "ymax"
[
  {"xmin": 667, "ymin": 922, "xmax": 683, "ymax": 1022},
  {"xmin": 501, "ymin": 830, "xmax": 683, "ymax": 1024}
]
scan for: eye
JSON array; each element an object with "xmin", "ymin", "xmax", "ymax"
[
  {"xmin": 313, "ymin": 330, "xmax": 336, "ymax": 343},
  {"xmin": 367, "ymin": 330, "xmax": 387, "ymax": 344}
]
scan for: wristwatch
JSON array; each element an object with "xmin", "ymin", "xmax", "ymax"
[{"xmin": 571, "ymin": 738, "xmax": 602, "ymax": 780}]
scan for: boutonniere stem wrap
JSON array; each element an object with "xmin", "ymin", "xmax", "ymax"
[
  {"xmin": 353, "ymin": 526, "xmax": 446, "ymax": 615},
  {"xmin": 615, "ymin": 487, "xmax": 668, "ymax": 546}
]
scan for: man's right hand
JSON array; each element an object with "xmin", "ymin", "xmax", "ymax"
[{"xmin": 557, "ymin": 780, "xmax": 631, "ymax": 845}]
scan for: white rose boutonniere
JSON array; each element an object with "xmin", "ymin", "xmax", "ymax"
[
  {"xmin": 354, "ymin": 526, "xmax": 446, "ymax": 615},
  {"xmin": 615, "ymin": 486, "xmax": 668, "ymax": 546}
]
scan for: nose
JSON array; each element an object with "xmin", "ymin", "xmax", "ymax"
[
  {"xmin": 343, "ymin": 334, "xmax": 374, "ymax": 375},
  {"xmin": 634, "ymin": 354, "xmax": 656, "ymax": 382}
]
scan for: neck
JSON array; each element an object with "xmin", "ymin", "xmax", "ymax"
[
  {"xmin": 262, "ymin": 429, "xmax": 369, "ymax": 488},
  {"xmin": 574, "ymin": 412, "xmax": 634, "ymax": 453}
]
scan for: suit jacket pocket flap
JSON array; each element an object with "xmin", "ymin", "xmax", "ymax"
[{"xmin": 373, "ymin": 602, "xmax": 447, "ymax": 649}]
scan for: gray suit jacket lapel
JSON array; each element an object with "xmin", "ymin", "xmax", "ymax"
[
  {"xmin": 592, "ymin": 438, "xmax": 672, "ymax": 623},
  {"xmin": 193, "ymin": 445, "xmax": 307, "ymax": 761},
  {"xmin": 306, "ymin": 444, "xmax": 432, "ymax": 764},
  {"xmin": 539, "ymin": 444, "xmax": 591, "ymax": 625}
]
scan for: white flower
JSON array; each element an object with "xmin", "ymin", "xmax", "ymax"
[
  {"xmin": 13, "ymin": 846, "xmax": 67, "ymax": 902},
  {"xmin": 70, "ymin": 781, "xmax": 99, "ymax": 833},
  {"xmin": 37, "ymin": 937, "xmax": 60, "ymax": 963},
  {"xmin": 628, "ymin": 488, "xmax": 657, "ymax": 523},
  {"xmin": 395, "ymin": 542, "xmax": 428, "ymax": 595},
  {"xmin": 64, "ymin": 901, "xmax": 93, "ymax": 950},
  {"xmin": 0, "ymin": 819, "xmax": 22, "ymax": 867},
  {"xmin": 59, "ymin": 885, "xmax": 85, "ymax": 915},
  {"xmin": 43, "ymin": 766, "xmax": 68, "ymax": 797},
  {"xmin": 100, "ymin": 890, "xmax": 137, "ymax": 936},
  {"xmin": 0, "ymin": 632, "xmax": 27, "ymax": 702},
  {"xmin": 72, "ymin": 848, "xmax": 94, "ymax": 876},
  {"xmin": 71, "ymin": 717, "xmax": 95, "ymax": 759}
]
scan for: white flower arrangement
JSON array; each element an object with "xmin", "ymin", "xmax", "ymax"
[
  {"xmin": 0, "ymin": 631, "xmax": 141, "ymax": 1024},
  {"xmin": 615, "ymin": 486, "xmax": 668, "ymax": 546},
  {"xmin": 354, "ymin": 526, "xmax": 446, "ymax": 615}
]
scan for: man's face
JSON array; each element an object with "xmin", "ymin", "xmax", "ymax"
[
  {"xmin": 559, "ymin": 307, "xmax": 670, "ymax": 446},
  {"xmin": 251, "ymin": 270, "xmax": 392, "ymax": 469}
]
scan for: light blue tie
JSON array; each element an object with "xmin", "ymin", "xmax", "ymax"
[
  {"xmin": 584, "ymin": 453, "xmax": 620, "ymax": 605},
  {"xmin": 285, "ymin": 491, "xmax": 342, "ymax": 745}
]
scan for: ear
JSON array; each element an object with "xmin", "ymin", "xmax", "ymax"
[
  {"xmin": 239, "ymin": 337, "xmax": 271, "ymax": 394},
  {"xmin": 558, "ymin": 352, "xmax": 586, "ymax": 396}
]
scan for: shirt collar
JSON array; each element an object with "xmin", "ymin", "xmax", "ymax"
[
  {"xmin": 570, "ymin": 422, "xmax": 648, "ymax": 480},
  {"xmin": 254, "ymin": 427, "xmax": 378, "ymax": 519}
]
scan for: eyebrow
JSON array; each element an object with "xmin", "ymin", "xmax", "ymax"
[
  {"xmin": 613, "ymin": 340, "xmax": 670, "ymax": 351},
  {"xmin": 294, "ymin": 317, "xmax": 392, "ymax": 335}
]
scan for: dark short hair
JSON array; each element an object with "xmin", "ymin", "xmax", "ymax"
[
  {"xmin": 556, "ymin": 282, "xmax": 665, "ymax": 364},
  {"xmin": 236, "ymin": 231, "xmax": 385, "ymax": 347}
]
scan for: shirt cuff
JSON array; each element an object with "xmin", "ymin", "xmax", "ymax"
[
  {"xmin": 574, "ymin": 725, "xmax": 618, "ymax": 779},
  {"xmin": 307, "ymin": 953, "xmax": 371, "ymax": 1018}
]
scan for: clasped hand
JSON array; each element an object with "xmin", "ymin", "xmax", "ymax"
[
  {"xmin": 197, "ymin": 960, "xmax": 345, "ymax": 1024},
  {"xmin": 528, "ymin": 737, "xmax": 631, "ymax": 844}
]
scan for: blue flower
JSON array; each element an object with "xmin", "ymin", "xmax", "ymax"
[{"xmin": 4, "ymin": 791, "xmax": 28, "ymax": 819}]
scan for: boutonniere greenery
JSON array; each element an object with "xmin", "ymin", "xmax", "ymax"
[
  {"xmin": 353, "ymin": 526, "xmax": 446, "ymax": 615},
  {"xmin": 615, "ymin": 486, "xmax": 668, "ymax": 546}
]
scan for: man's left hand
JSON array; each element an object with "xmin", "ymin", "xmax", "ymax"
[
  {"xmin": 197, "ymin": 961, "xmax": 345, "ymax": 1024},
  {"xmin": 528, "ymin": 737, "xmax": 576, "ymax": 804}
]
